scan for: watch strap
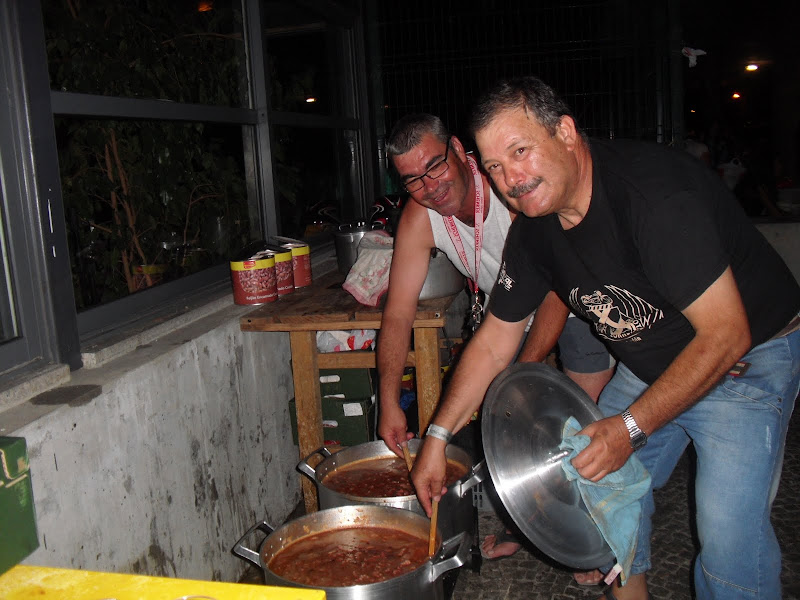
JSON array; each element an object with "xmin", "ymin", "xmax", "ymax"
[{"xmin": 621, "ymin": 409, "xmax": 647, "ymax": 449}]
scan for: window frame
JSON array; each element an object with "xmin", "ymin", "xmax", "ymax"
[
  {"xmin": 0, "ymin": 0, "xmax": 80, "ymax": 379},
  {"xmin": 0, "ymin": 0, "xmax": 374, "ymax": 386}
]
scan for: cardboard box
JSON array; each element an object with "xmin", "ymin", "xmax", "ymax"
[
  {"xmin": 0, "ymin": 437, "xmax": 39, "ymax": 576},
  {"xmin": 289, "ymin": 395, "xmax": 375, "ymax": 447}
]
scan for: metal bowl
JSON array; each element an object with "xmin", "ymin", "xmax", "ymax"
[
  {"xmin": 419, "ymin": 249, "xmax": 465, "ymax": 300},
  {"xmin": 481, "ymin": 362, "xmax": 615, "ymax": 569}
]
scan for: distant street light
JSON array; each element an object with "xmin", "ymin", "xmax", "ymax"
[
  {"xmin": 732, "ymin": 92, "xmax": 741, "ymax": 99},
  {"xmin": 746, "ymin": 64, "xmax": 759, "ymax": 71}
]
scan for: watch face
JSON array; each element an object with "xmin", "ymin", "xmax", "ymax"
[{"xmin": 631, "ymin": 431, "xmax": 647, "ymax": 450}]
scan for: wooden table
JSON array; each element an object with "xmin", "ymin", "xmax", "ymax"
[{"xmin": 241, "ymin": 271, "xmax": 455, "ymax": 513}]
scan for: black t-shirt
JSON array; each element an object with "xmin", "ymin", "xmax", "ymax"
[{"xmin": 491, "ymin": 139, "xmax": 800, "ymax": 384}]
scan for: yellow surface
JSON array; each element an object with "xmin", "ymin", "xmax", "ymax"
[{"xmin": 0, "ymin": 565, "xmax": 326, "ymax": 599}]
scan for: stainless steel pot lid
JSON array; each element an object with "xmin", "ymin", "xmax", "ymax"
[{"xmin": 481, "ymin": 362, "xmax": 615, "ymax": 569}]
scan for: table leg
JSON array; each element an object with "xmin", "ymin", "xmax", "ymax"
[
  {"xmin": 414, "ymin": 326, "xmax": 441, "ymax": 434},
  {"xmin": 289, "ymin": 330, "xmax": 323, "ymax": 514}
]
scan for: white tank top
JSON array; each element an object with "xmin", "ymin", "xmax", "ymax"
[{"xmin": 428, "ymin": 188, "xmax": 511, "ymax": 300}]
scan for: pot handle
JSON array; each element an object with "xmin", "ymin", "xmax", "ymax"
[
  {"xmin": 231, "ymin": 521, "xmax": 274, "ymax": 569},
  {"xmin": 296, "ymin": 445, "xmax": 334, "ymax": 480},
  {"xmin": 429, "ymin": 531, "xmax": 470, "ymax": 580},
  {"xmin": 452, "ymin": 459, "xmax": 487, "ymax": 498}
]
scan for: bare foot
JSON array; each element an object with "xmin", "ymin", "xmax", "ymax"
[
  {"xmin": 573, "ymin": 569, "xmax": 603, "ymax": 585},
  {"xmin": 480, "ymin": 530, "xmax": 521, "ymax": 559}
]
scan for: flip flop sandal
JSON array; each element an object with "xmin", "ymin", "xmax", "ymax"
[
  {"xmin": 573, "ymin": 569, "xmax": 604, "ymax": 586},
  {"xmin": 480, "ymin": 527, "xmax": 520, "ymax": 560}
]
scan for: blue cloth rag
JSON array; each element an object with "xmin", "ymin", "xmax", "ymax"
[{"xmin": 559, "ymin": 416, "xmax": 651, "ymax": 585}]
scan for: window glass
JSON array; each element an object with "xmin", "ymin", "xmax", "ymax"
[
  {"xmin": 264, "ymin": 0, "xmax": 354, "ymax": 118},
  {"xmin": 0, "ymin": 188, "xmax": 18, "ymax": 344},
  {"xmin": 273, "ymin": 126, "xmax": 359, "ymax": 240},
  {"xmin": 43, "ymin": 0, "xmax": 248, "ymax": 107},
  {"xmin": 56, "ymin": 118, "xmax": 253, "ymax": 310},
  {"xmin": 268, "ymin": 30, "xmax": 337, "ymax": 115}
]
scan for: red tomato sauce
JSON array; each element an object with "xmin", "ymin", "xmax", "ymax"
[
  {"xmin": 323, "ymin": 456, "xmax": 467, "ymax": 498},
  {"xmin": 268, "ymin": 526, "xmax": 429, "ymax": 586}
]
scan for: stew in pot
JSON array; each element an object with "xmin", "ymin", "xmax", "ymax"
[
  {"xmin": 323, "ymin": 456, "xmax": 467, "ymax": 497},
  {"xmin": 268, "ymin": 526, "xmax": 429, "ymax": 586}
]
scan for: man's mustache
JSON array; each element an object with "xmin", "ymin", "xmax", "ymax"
[{"xmin": 508, "ymin": 178, "xmax": 542, "ymax": 198}]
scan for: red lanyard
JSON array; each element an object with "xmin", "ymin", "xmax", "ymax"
[{"xmin": 442, "ymin": 155, "xmax": 484, "ymax": 296}]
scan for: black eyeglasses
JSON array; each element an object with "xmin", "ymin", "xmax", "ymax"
[{"xmin": 403, "ymin": 141, "xmax": 451, "ymax": 193}]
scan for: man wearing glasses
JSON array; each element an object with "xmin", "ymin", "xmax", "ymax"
[{"xmin": 376, "ymin": 114, "xmax": 614, "ymax": 581}]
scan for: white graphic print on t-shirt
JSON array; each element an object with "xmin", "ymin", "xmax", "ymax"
[
  {"xmin": 570, "ymin": 285, "xmax": 664, "ymax": 342},
  {"xmin": 497, "ymin": 262, "xmax": 514, "ymax": 292}
]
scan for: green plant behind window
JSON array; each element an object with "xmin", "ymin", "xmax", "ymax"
[{"xmin": 45, "ymin": 0, "xmax": 251, "ymax": 309}]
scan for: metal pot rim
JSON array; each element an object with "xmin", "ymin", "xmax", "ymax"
[
  {"xmin": 312, "ymin": 440, "xmax": 473, "ymax": 499},
  {"xmin": 258, "ymin": 506, "xmax": 445, "ymax": 590}
]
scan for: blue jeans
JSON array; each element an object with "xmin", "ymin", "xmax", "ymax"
[{"xmin": 598, "ymin": 329, "xmax": 800, "ymax": 599}]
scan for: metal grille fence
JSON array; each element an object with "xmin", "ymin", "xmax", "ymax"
[{"xmin": 376, "ymin": 0, "xmax": 677, "ymax": 148}]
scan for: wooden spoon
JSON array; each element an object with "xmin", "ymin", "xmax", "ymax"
[
  {"xmin": 402, "ymin": 444, "xmax": 437, "ymax": 555},
  {"xmin": 402, "ymin": 444, "xmax": 414, "ymax": 472},
  {"xmin": 428, "ymin": 498, "xmax": 439, "ymax": 557}
]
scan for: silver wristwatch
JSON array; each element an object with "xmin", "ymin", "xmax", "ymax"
[{"xmin": 621, "ymin": 409, "xmax": 647, "ymax": 450}]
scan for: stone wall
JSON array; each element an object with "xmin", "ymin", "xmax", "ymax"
[{"xmin": 13, "ymin": 304, "xmax": 300, "ymax": 582}]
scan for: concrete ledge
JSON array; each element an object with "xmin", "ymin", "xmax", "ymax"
[
  {"xmin": 0, "ymin": 363, "xmax": 71, "ymax": 415},
  {"xmin": 80, "ymin": 291, "xmax": 234, "ymax": 369}
]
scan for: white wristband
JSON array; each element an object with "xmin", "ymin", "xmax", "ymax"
[{"xmin": 425, "ymin": 423, "xmax": 453, "ymax": 444}]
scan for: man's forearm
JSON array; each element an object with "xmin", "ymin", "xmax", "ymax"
[
  {"xmin": 629, "ymin": 269, "xmax": 752, "ymax": 436},
  {"xmin": 572, "ymin": 267, "xmax": 752, "ymax": 481},
  {"xmin": 376, "ymin": 315, "xmax": 414, "ymax": 408},
  {"xmin": 629, "ymin": 325, "xmax": 749, "ymax": 436}
]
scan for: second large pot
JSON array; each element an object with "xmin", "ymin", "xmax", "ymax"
[
  {"xmin": 232, "ymin": 505, "xmax": 470, "ymax": 600},
  {"xmin": 334, "ymin": 222, "xmax": 379, "ymax": 275},
  {"xmin": 297, "ymin": 439, "xmax": 485, "ymax": 543}
]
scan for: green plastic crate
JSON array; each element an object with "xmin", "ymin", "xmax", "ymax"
[
  {"xmin": 288, "ymin": 395, "xmax": 375, "ymax": 447},
  {"xmin": 318, "ymin": 368, "xmax": 373, "ymax": 399},
  {"xmin": 0, "ymin": 436, "xmax": 39, "ymax": 575}
]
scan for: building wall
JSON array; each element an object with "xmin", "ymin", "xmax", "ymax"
[{"xmin": 13, "ymin": 304, "xmax": 300, "ymax": 582}]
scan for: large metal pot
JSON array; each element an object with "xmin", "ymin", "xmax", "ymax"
[
  {"xmin": 232, "ymin": 505, "xmax": 469, "ymax": 600},
  {"xmin": 419, "ymin": 249, "xmax": 466, "ymax": 300},
  {"xmin": 334, "ymin": 222, "xmax": 380, "ymax": 275},
  {"xmin": 297, "ymin": 439, "xmax": 485, "ymax": 543}
]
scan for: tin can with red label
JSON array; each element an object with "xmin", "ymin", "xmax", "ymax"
[
  {"xmin": 230, "ymin": 250, "xmax": 277, "ymax": 305},
  {"xmin": 264, "ymin": 245, "xmax": 295, "ymax": 295},
  {"xmin": 270, "ymin": 236, "xmax": 312, "ymax": 288}
]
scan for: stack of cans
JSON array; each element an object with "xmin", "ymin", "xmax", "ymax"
[{"xmin": 229, "ymin": 237, "xmax": 312, "ymax": 306}]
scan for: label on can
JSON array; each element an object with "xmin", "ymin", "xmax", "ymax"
[
  {"xmin": 287, "ymin": 243, "xmax": 312, "ymax": 287},
  {"xmin": 269, "ymin": 236, "xmax": 312, "ymax": 288},
  {"xmin": 230, "ymin": 253, "xmax": 277, "ymax": 305},
  {"xmin": 271, "ymin": 249, "xmax": 294, "ymax": 295},
  {"xmin": 264, "ymin": 243, "xmax": 295, "ymax": 295}
]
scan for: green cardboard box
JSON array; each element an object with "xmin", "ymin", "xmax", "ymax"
[
  {"xmin": 288, "ymin": 395, "xmax": 375, "ymax": 447},
  {"xmin": 0, "ymin": 436, "xmax": 39, "ymax": 575}
]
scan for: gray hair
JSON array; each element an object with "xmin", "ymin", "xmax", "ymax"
[
  {"xmin": 469, "ymin": 76, "xmax": 579, "ymax": 138},
  {"xmin": 386, "ymin": 113, "xmax": 450, "ymax": 157}
]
